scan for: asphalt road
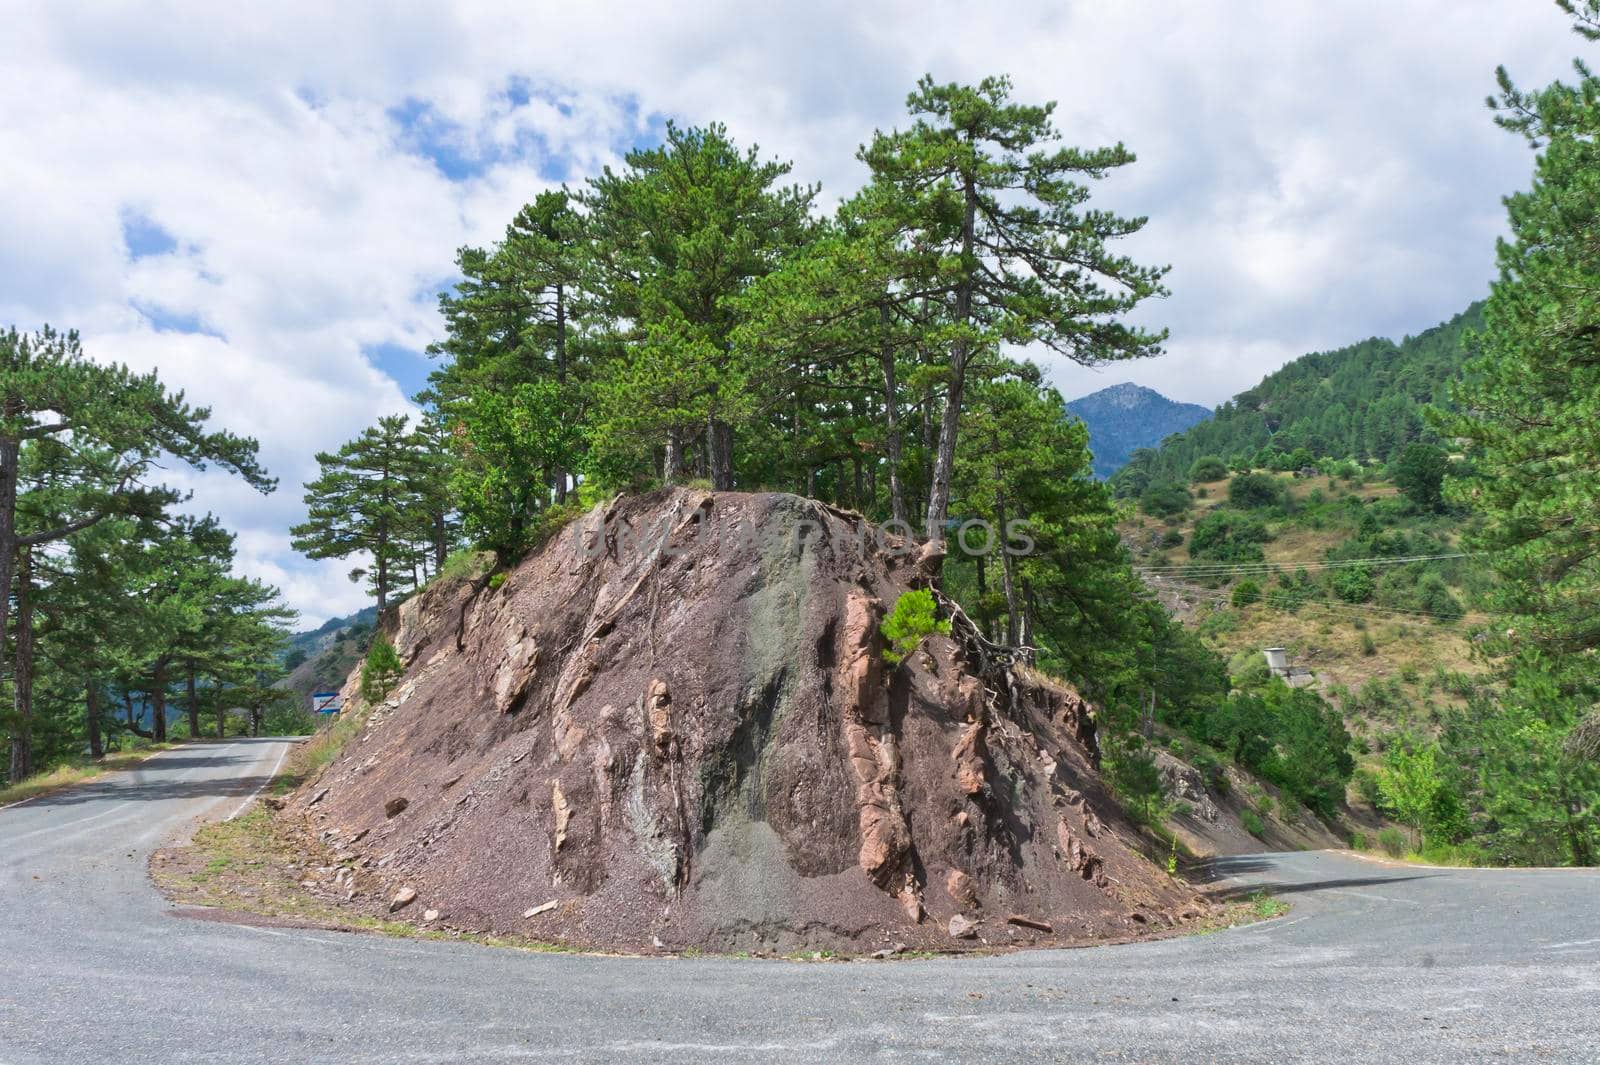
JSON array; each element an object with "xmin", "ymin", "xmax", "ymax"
[{"xmin": 2, "ymin": 738, "xmax": 1597, "ymax": 1064}]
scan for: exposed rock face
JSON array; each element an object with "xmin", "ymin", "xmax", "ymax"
[
  {"xmin": 1156, "ymin": 751, "xmax": 1221, "ymax": 824},
  {"xmin": 294, "ymin": 490, "xmax": 1196, "ymax": 953}
]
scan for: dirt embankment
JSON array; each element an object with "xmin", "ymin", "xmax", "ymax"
[{"xmin": 286, "ymin": 489, "xmax": 1204, "ymax": 954}]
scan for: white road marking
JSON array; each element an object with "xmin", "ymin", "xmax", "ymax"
[
  {"xmin": 222, "ymin": 741, "xmax": 293, "ymax": 821},
  {"xmin": 1231, "ymin": 914, "xmax": 1310, "ymax": 934},
  {"xmin": 1321, "ymin": 888, "xmax": 1420, "ymax": 905}
]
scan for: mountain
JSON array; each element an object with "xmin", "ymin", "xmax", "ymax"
[
  {"xmin": 1065, "ymin": 383, "xmax": 1212, "ymax": 479},
  {"xmin": 280, "ymin": 606, "xmax": 379, "ymax": 700},
  {"xmin": 1111, "ymin": 303, "xmax": 1483, "ymax": 491}
]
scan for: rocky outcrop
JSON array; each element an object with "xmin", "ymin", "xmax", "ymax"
[{"xmin": 292, "ymin": 489, "xmax": 1198, "ymax": 953}]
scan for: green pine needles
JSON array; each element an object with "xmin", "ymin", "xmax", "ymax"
[
  {"xmin": 360, "ymin": 635, "xmax": 404, "ymax": 704},
  {"xmin": 879, "ymin": 590, "xmax": 951, "ymax": 667}
]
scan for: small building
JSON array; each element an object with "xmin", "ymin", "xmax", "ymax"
[{"xmin": 1263, "ymin": 646, "xmax": 1317, "ymax": 688}]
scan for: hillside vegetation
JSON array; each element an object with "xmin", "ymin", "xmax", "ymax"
[{"xmin": 1111, "ymin": 304, "xmax": 1481, "ymax": 493}]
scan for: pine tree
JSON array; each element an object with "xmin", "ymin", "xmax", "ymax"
[
  {"xmin": 1443, "ymin": 2, "xmax": 1600, "ymax": 757},
  {"xmin": 0, "ymin": 326, "xmax": 271, "ymax": 774},
  {"xmin": 580, "ymin": 122, "xmax": 816, "ymax": 488},
  {"xmin": 859, "ymin": 75, "xmax": 1168, "ymax": 539},
  {"xmin": 291, "ymin": 414, "xmax": 428, "ymax": 612}
]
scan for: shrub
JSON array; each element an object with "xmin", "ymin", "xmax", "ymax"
[
  {"xmin": 437, "ymin": 548, "xmax": 495, "ymax": 585},
  {"xmin": 1390, "ymin": 442, "xmax": 1449, "ymax": 512},
  {"xmin": 1360, "ymin": 632, "xmax": 1377, "ymax": 656},
  {"xmin": 1352, "ymin": 767, "xmax": 1384, "ymax": 808},
  {"xmin": 1349, "ymin": 830, "xmax": 1369, "ymax": 851},
  {"xmin": 1228, "ymin": 471, "xmax": 1285, "ymax": 509},
  {"xmin": 359, "ymin": 634, "xmax": 404, "ymax": 704},
  {"xmin": 1139, "ymin": 480, "xmax": 1192, "ymax": 519},
  {"xmin": 879, "ymin": 589, "xmax": 950, "ymax": 666},
  {"xmin": 1160, "ymin": 528, "xmax": 1185, "ymax": 548},
  {"xmin": 1108, "ymin": 746, "xmax": 1168, "ymax": 826},
  {"xmin": 1331, "ymin": 564, "xmax": 1375, "ymax": 604},
  {"xmin": 1240, "ymin": 808, "xmax": 1266, "ymax": 837},
  {"xmin": 1377, "ymin": 827, "xmax": 1409, "ymax": 857},
  {"xmin": 1189, "ymin": 456, "xmax": 1229, "ymax": 482},
  {"xmin": 1189, "ymin": 510, "xmax": 1271, "ymax": 563},
  {"xmin": 1231, "ymin": 579, "xmax": 1262, "ymax": 607}
]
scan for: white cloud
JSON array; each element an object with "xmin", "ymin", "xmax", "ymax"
[{"xmin": 0, "ymin": 0, "xmax": 1581, "ymax": 624}]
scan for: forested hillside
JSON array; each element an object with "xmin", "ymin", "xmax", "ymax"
[
  {"xmin": 1112, "ymin": 304, "xmax": 1483, "ymax": 495},
  {"xmin": 1065, "ymin": 382, "xmax": 1211, "ymax": 478}
]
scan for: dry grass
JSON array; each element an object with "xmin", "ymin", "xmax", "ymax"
[{"xmin": 0, "ymin": 743, "xmax": 179, "ymax": 807}]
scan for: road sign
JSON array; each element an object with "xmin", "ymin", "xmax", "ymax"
[{"xmin": 311, "ymin": 691, "xmax": 342, "ymax": 715}]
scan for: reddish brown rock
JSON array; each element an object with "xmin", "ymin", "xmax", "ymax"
[{"xmin": 290, "ymin": 489, "xmax": 1198, "ymax": 954}]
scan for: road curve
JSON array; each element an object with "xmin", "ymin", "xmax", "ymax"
[{"xmin": 2, "ymin": 738, "xmax": 1597, "ymax": 1064}]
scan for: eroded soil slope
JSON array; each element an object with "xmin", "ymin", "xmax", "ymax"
[{"xmin": 291, "ymin": 489, "xmax": 1202, "ymax": 953}]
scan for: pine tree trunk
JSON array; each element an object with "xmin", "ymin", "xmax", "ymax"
[
  {"xmin": 707, "ymin": 412, "xmax": 734, "ymax": 491},
  {"xmin": 0, "ymin": 434, "xmax": 19, "ymax": 717},
  {"xmin": 974, "ymin": 553, "xmax": 990, "ymax": 641},
  {"xmin": 186, "ymin": 663, "xmax": 200, "ymax": 739},
  {"xmin": 554, "ymin": 283, "xmax": 569, "ymax": 504},
  {"xmin": 664, "ymin": 427, "xmax": 685, "ymax": 485},
  {"xmin": 923, "ymin": 172, "xmax": 979, "ymax": 541},
  {"xmin": 7, "ymin": 548, "xmax": 34, "ymax": 781},
  {"xmin": 86, "ymin": 680, "xmax": 103, "ymax": 760},
  {"xmin": 433, "ymin": 510, "xmax": 447, "ymax": 572},
  {"xmin": 994, "ymin": 486, "xmax": 1020, "ymax": 646},
  {"xmin": 216, "ymin": 688, "xmax": 227, "ymax": 738},
  {"xmin": 878, "ymin": 315, "xmax": 907, "ymax": 525},
  {"xmin": 375, "ymin": 534, "xmax": 388, "ymax": 613},
  {"xmin": 151, "ymin": 662, "xmax": 168, "ymax": 743}
]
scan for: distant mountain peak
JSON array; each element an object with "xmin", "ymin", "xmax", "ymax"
[
  {"xmin": 1093, "ymin": 382, "xmax": 1170, "ymax": 410},
  {"xmin": 1065, "ymin": 383, "xmax": 1211, "ymax": 479}
]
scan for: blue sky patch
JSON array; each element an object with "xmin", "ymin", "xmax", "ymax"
[
  {"xmin": 121, "ymin": 209, "xmax": 177, "ymax": 260},
  {"xmin": 365, "ymin": 340, "xmax": 434, "ymax": 401},
  {"xmin": 133, "ymin": 300, "xmax": 222, "ymax": 339},
  {"xmin": 388, "ymin": 83, "xmax": 666, "ymax": 183}
]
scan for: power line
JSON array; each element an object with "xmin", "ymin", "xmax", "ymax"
[
  {"xmin": 1175, "ymin": 587, "xmax": 1488, "ymax": 625},
  {"xmin": 1135, "ymin": 552, "xmax": 1471, "ymax": 576}
]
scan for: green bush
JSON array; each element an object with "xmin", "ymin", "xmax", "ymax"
[
  {"xmin": 1189, "ymin": 510, "xmax": 1272, "ymax": 563},
  {"xmin": 1240, "ymin": 808, "xmax": 1266, "ymax": 837},
  {"xmin": 1377, "ymin": 827, "xmax": 1408, "ymax": 857},
  {"xmin": 1231, "ymin": 579, "xmax": 1262, "ymax": 606},
  {"xmin": 1139, "ymin": 479, "xmax": 1192, "ymax": 519},
  {"xmin": 360, "ymin": 634, "xmax": 404, "ymax": 704},
  {"xmin": 1160, "ymin": 528, "xmax": 1185, "ymax": 548},
  {"xmin": 1353, "ymin": 767, "xmax": 1384, "ymax": 808},
  {"xmin": 1360, "ymin": 632, "xmax": 1377, "ymax": 656},
  {"xmin": 1331, "ymin": 564, "xmax": 1375, "ymax": 603},
  {"xmin": 1189, "ymin": 456, "xmax": 1229, "ymax": 482},
  {"xmin": 437, "ymin": 548, "xmax": 494, "ymax": 585},
  {"xmin": 1349, "ymin": 830, "xmax": 1368, "ymax": 851},
  {"xmin": 1390, "ymin": 442, "xmax": 1449, "ymax": 513},
  {"xmin": 1107, "ymin": 745, "xmax": 1167, "ymax": 826},
  {"xmin": 879, "ymin": 589, "xmax": 951, "ymax": 666},
  {"xmin": 1173, "ymin": 681, "xmax": 1354, "ymax": 817},
  {"xmin": 1228, "ymin": 471, "xmax": 1285, "ymax": 509}
]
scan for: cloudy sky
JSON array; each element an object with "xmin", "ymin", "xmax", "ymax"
[{"xmin": 0, "ymin": 1, "xmax": 1580, "ymax": 626}]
